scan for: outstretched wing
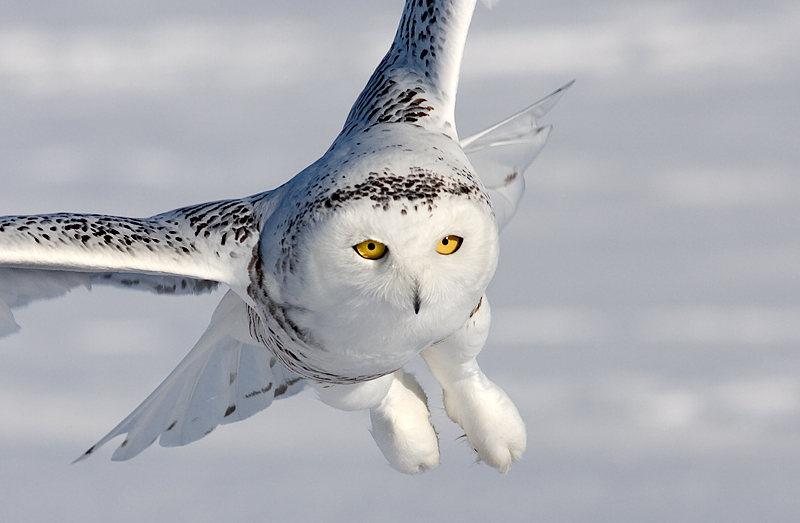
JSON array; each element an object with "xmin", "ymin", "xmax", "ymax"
[
  {"xmin": 461, "ymin": 81, "xmax": 573, "ymax": 230},
  {"xmin": 337, "ymin": 0, "xmax": 480, "ymax": 141},
  {"xmin": 75, "ymin": 290, "xmax": 305, "ymax": 462},
  {"xmin": 0, "ymin": 192, "xmax": 277, "ymax": 334},
  {"xmin": 0, "ymin": 196, "xmax": 265, "ymax": 288}
]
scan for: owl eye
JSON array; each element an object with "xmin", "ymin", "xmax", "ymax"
[
  {"xmin": 354, "ymin": 239, "xmax": 387, "ymax": 260},
  {"xmin": 436, "ymin": 235, "xmax": 463, "ymax": 255}
]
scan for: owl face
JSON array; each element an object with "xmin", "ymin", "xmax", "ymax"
[{"xmin": 282, "ymin": 181, "xmax": 499, "ymax": 378}]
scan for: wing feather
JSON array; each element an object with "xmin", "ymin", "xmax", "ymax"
[
  {"xmin": 0, "ymin": 193, "xmax": 272, "ymax": 292},
  {"xmin": 462, "ymin": 81, "xmax": 573, "ymax": 229},
  {"xmin": 220, "ymin": 344, "xmax": 280, "ymax": 424},
  {"xmin": 0, "ymin": 192, "xmax": 282, "ymax": 335},
  {"xmin": 75, "ymin": 290, "xmax": 305, "ymax": 462},
  {"xmin": 337, "ymin": 0, "xmax": 479, "ymax": 140}
]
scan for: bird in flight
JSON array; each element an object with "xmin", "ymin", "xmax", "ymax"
[{"xmin": 0, "ymin": 0, "xmax": 569, "ymax": 473}]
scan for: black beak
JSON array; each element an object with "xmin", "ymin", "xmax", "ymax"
[{"xmin": 413, "ymin": 284, "xmax": 421, "ymax": 315}]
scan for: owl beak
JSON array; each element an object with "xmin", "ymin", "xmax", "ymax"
[{"xmin": 412, "ymin": 283, "xmax": 421, "ymax": 315}]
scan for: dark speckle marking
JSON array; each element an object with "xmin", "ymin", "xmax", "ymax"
[
  {"xmin": 0, "ymin": 212, "xmax": 202, "ymax": 258},
  {"xmin": 0, "ymin": 196, "xmax": 261, "ymax": 280},
  {"xmin": 244, "ymin": 382, "xmax": 273, "ymax": 398},
  {"xmin": 274, "ymin": 377, "xmax": 304, "ymax": 398},
  {"xmin": 315, "ymin": 168, "xmax": 482, "ymax": 216},
  {"xmin": 470, "ymin": 296, "xmax": 483, "ymax": 318},
  {"xmin": 224, "ymin": 405, "xmax": 236, "ymax": 417},
  {"xmin": 337, "ymin": 0, "xmax": 459, "ymax": 138}
]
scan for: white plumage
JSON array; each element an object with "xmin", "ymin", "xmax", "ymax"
[{"xmin": 0, "ymin": 0, "xmax": 568, "ymax": 473}]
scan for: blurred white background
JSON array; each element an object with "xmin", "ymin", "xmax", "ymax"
[{"xmin": 1, "ymin": 0, "xmax": 798, "ymax": 521}]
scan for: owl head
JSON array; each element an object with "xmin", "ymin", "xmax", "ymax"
[{"xmin": 270, "ymin": 126, "xmax": 499, "ymax": 377}]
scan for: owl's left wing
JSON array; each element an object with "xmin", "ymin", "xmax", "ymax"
[
  {"xmin": 336, "ymin": 0, "xmax": 480, "ymax": 142},
  {"xmin": 74, "ymin": 290, "xmax": 305, "ymax": 462},
  {"xmin": 461, "ymin": 81, "xmax": 573, "ymax": 230}
]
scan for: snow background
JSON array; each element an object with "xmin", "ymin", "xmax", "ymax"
[{"xmin": 1, "ymin": 0, "xmax": 799, "ymax": 521}]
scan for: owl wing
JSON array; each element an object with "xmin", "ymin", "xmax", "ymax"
[
  {"xmin": 0, "ymin": 193, "xmax": 277, "ymax": 335},
  {"xmin": 75, "ymin": 290, "xmax": 306, "ymax": 462},
  {"xmin": 461, "ymin": 81, "xmax": 573, "ymax": 230},
  {"xmin": 0, "ymin": 192, "xmax": 302, "ymax": 459},
  {"xmin": 336, "ymin": 0, "xmax": 479, "ymax": 141}
]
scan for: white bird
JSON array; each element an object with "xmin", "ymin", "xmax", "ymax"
[{"xmin": 0, "ymin": 0, "xmax": 569, "ymax": 474}]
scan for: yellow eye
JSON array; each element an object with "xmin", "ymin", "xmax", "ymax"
[
  {"xmin": 436, "ymin": 235, "xmax": 463, "ymax": 255},
  {"xmin": 354, "ymin": 239, "xmax": 387, "ymax": 260}
]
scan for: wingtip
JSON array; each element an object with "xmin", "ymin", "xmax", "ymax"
[
  {"xmin": 561, "ymin": 78, "xmax": 577, "ymax": 90},
  {"xmin": 554, "ymin": 79, "xmax": 576, "ymax": 98},
  {"xmin": 71, "ymin": 445, "xmax": 95, "ymax": 465},
  {"xmin": 534, "ymin": 79, "xmax": 576, "ymax": 116}
]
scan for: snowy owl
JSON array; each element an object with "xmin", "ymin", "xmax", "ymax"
[{"xmin": 0, "ymin": 0, "xmax": 569, "ymax": 473}]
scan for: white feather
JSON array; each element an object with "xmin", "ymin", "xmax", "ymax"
[
  {"xmin": 74, "ymin": 290, "xmax": 304, "ymax": 462},
  {"xmin": 462, "ymin": 80, "xmax": 574, "ymax": 229}
]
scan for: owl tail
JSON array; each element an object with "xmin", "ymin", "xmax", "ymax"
[{"xmin": 74, "ymin": 290, "xmax": 305, "ymax": 462}]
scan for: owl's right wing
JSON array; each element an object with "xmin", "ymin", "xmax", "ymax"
[
  {"xmin": 462, "ymin": 81, "xmax": 573, "ymax": 230},
  {"xmin": 0, "ymin": 192, "xmax": 279, "ymax": 335},
  {"xmin": 0, "ymin": 191, "xmax": 306, "ymax": 459}
]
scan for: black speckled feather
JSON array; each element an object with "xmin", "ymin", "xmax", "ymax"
[{"xmin": 337, "ymin": 0, "xmax": 476, "ymax": 141}]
